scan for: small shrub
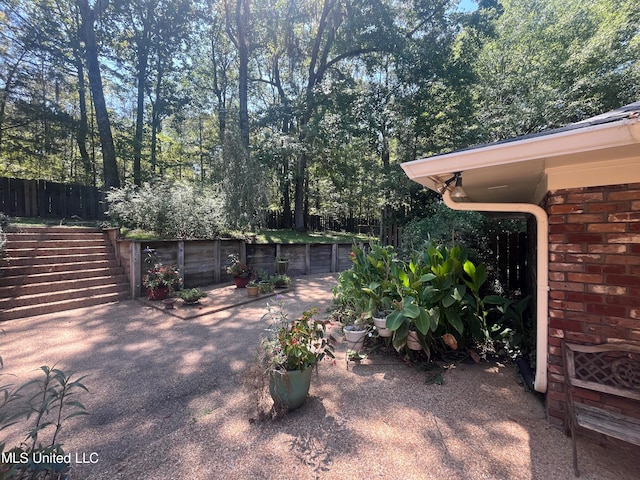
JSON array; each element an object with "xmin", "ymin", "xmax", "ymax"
[{"xmin": 106, "ymin": 181, "xmax": 227, "ymax": 239}]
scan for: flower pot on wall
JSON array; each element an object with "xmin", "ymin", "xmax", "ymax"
[
  {"xmin": 247, "ymin": 285, "xmax": 259, "ymax": 297},
  {"xmin": 269, "ymin": 367, "xmax": 313, "ymax": 411}
]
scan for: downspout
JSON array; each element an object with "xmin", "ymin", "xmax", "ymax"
[{"xmin": 442, "ymin": 189, "xmax": 549, "ymax": 393}]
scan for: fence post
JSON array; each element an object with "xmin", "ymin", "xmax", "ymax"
[
  {"xmin": 331, "ymin": 244, "xmax": 338, "ymax": 272},
  {"xmin": 177, "ymin": 241, "xmax": 185, "ymax": 281},
  {"xmin": 305, "ymin": 244, "xmax": 311, "ymax": 275},
  {"xmin": 130, "ymin": 242, "xmax": 141, "ymax": 299},
  {"xmin": 213, "ymin": 239, "xmax": 221, "ymax": 283}
]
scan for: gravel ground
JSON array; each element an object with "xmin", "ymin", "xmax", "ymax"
[{"xmin": 1, "ymin": 273, "xmax": 639, "ymax": 480}]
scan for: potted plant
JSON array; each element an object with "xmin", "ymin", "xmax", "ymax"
[
  {"xmin": 275, "ymin": 255, "xmax": 289, "ymax": 275},
  {"xmin": 256, "ymin": 269, "xmax": 273, "ymax": 293},
  {"xmin": 260, "ymin": 298, "xmax": 334, "ymax": 411},
  {"xmin": 343, "ymin": 319, "xmax": 369, "ymax": 352},
  {"xmin": 271, "ymin": 274, "xmax": 291, "ymax": 288},
  {"xmin": 246, "ymin": 280, "xmax": 260, "ymax": 297},
  {"xmin": 176, "ymin": 288, "xmax": 207, "ymax": 305},
  {"xmin": 142, "ymin": 247, "xmax": 181, "ymax": 300},
  {"xmin": 226, "ymin": 253, "xmax": 253, "ymax": 288}
]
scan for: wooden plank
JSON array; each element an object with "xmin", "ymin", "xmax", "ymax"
[
  {"xmin": 246, "ymin": 244, "xmax": 277, "ymax": 275},
  {"xmin": 330, "ymin": 244, "xmax": 338, "ymax": 272},
  {"xmin": 130, "ymin": 242, "xmax": 140, "ymax": 299},
  {"xmin": 575, "ymin": 404, "xmax": 640, "ymax": 446},
  {"xmin": 177, "ymin": 241, "xmax": 185, "ymax": 280},
  {"xmin": 570, "ymin": 379, "xmax": 640, "ymax": 401},
  {"xmin": 310, "ymin": 244, "xmax": 332, "ymax": 274},
  {"xmin": 213, "ymin": 239, "xmax": 221, "ymax": 283}
]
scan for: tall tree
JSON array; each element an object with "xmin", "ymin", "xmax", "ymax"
[{"xmin": 76, "ymin": 0, "xmax": 119, "ymax": 188}]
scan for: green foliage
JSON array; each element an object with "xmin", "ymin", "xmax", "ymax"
[
  {"xmin": 0, "ymin": 214, "xmax": 8, "ymax": 260},
  {"xmin": 106, "ymin": 181, "xmax": 226, "ymax": 239},
  {"xmin": 332, "ymin": 243, "xmax": 399, "ymax": 326},
  {"xmin": 401, "ymin": 200, "xmax": 525, "ymax": 295},
  {"xmin": 333, "ymin": 242, "xmax": 528, "ymax": 358},
  {"xmin": 142, "ymin": 247, "xmax": 182, "ymax": 290},
  {"xmin": 176, "ymin": 288, "xmax": 206, "ymax": 303},
  {"xmin": 260, "ymin": 300, "xmax": 334, "ymax": 372},
  {"xmin": 0, "ymin": 363, "xmax": 89, "ymax": 480},
  {"xmin": 221, "ymin": 126, "xmax": 268, "ymax": 231}
]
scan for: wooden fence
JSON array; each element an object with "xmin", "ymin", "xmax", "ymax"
[
  {"xmin": 116, "ymin": 238, "xmax": 355, "ymax": 298},
  {"xmin": 0, "ymin": 177, "xmax": 103, "ymax": 220},
  {"xmin": 488, "ymin": 231, "xmax": 528, "ymax": 294}
]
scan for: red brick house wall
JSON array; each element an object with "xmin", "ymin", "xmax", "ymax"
[{"xmin": 544, "ymin": 184, "xmax": 640, "ymax": 430}]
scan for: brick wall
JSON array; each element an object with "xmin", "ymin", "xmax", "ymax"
[{"xmin": 545, "ymin": 184, "xmax": 640, "ymax": 430}]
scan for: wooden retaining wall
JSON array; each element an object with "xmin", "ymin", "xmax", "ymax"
[{"xmin": 115, "ymin": 239, "xmax": 355, "ymax": 298}]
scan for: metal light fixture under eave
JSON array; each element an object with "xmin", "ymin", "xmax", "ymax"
[
  {"xmin": 450, "ymin": 174, "xmax": 468, "ymax": 199},
  {"xmin": 436, "ymin": 172, "xmax": 467, "ymax": 199}
]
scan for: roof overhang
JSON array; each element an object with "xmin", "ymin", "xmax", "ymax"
[{"xmin": 401, "ymin": 115, "xmax": 640, "ymax": 204}]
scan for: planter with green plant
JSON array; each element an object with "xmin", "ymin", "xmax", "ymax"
[
  {"xmin": 226, "ymin": 254, "xmax": 254, "ymax": 288},
  {"xmin": 246, "ymin": 280, "xmax": 259, "ymax": 297},
  {"xmin": 271, "ymin": 274, "xmax": 291, "ymax": 288},
  {"xmin": 274, "ymin": 255, "xmax": 289, "ymax": 275},
  {"xmin": 176, "ymin": 288, "xmax": 207, "ymax": 305},
  {"xmin": 260, "ymin": 298, "xmax": 334, "ymax": 412},
  {"xmin": 142, "ymin": 247, "xmax": 182, "ymax": 300}
]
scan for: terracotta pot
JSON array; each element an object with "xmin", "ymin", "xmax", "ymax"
[
  {"xmin": 146, "ymin": 286, "xmax": 170, "ymax": 300},
  {"xmin": 233, "ymin": 276, "xmax": 251, "ymax": 288},
  {"xmin": 247, "ymin": 285, "xmax": 259, "ymax": 297}
]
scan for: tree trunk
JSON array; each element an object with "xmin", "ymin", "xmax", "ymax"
[
  {"xmin": 133, "ymin": 16, "xmax": 151, "ymax": 186},
  {"xmin": 236, "ymin": 0, "xmax": 249, "ymax": 148},
  {"xmin": 133, "ymin": 49, "xmax": 148, "ymax": 185},
  {"xmin": 74, "ymin": 56, "xmax": 92, "ymax": 182},
  {"xmin": 293, "ymin": 150, "xmax": 307, "ymax": 231},
  {"xmin": 77, "ymin": 0, "xmax": 120, "ymax": 189}
]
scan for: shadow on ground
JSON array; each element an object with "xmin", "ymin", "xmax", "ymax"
[{"xmin": 1, "ymin": 273, "xmax": 639, "ymax": 479}]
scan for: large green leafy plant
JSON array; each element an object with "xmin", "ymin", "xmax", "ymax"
[
  {"xmin": 331, "ymin": 244, "xmax": 398, "ymax": 326},
  {"xmin": 386, "ymin": 245, "xmax": 490, "ymax": 357}
]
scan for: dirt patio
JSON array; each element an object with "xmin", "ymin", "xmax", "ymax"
[{"xmin": 1, "ymin": 273, "xmax": 639, "ymax": 479}]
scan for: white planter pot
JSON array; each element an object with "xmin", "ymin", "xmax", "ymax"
[
  {"xmin": 407, "ymin": 331, "xmax": 422, "ymax": 350},
  {"xmin": 344, "ymin": 326, "xmax": 367, "ymax": 351},
  {"xmin": 373, "ymin": 316, "xmax": 392, "ymax": 337}
]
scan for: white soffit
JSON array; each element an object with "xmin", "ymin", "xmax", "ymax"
[{"xmin": 401, "ymin": 118, "xmax": 640, "ymax": 204}]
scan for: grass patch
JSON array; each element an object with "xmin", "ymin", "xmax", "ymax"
[
  {"xmin": 9, "ymin": 218, "xmax": 377, "ymax": 244},
  {"xmin": 250, "ymin": 229, "xmax": 375, "ymax": 244},
  {"xmin": 122, "ymin": 228, "xmax": 376, "ymax": 244}
]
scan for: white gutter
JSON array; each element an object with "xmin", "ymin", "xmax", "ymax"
[
  {"xmin": 402, "ymin": 119, "xmax": 640, "ymax": 184},
  {"xmin": 442, "ymin": 189, "xmax": 549, "ymax": 393}
]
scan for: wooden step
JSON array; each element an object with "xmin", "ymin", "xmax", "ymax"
[
  {"xmin": 0, "ymin": 226, "xmax": 130, "ymax": 321},
  {"xmin": 4, "ymin": 252, "xmax": 115, "ymax": 267},
  {"xmin": 6, "ymin": 245, "xmax": 111, "ymax": 258},
  {"xmin": 0, "ymin": 283, "xmax": 129, "ymax": 310},
  {"xmin": 6, "ymin": 238, "xmax": 107, "ymax": 249},
  {"xmin": 1, "ymin": 260, "xmax": 119, "ymax": 277},
  {"xmin": 0, "ymin": 267, "xmax": 125, "ymax": 287},
  {"xmin": 7, "ymin": 226, "xmax": 101, "ymax": 234},
  {"xmin": 0, "ymin": 291, "xmax": 130, "ymax": 322},
  {"xmin": 0, "ymin": 274, "xmax": 129, "ymax": 297}
]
